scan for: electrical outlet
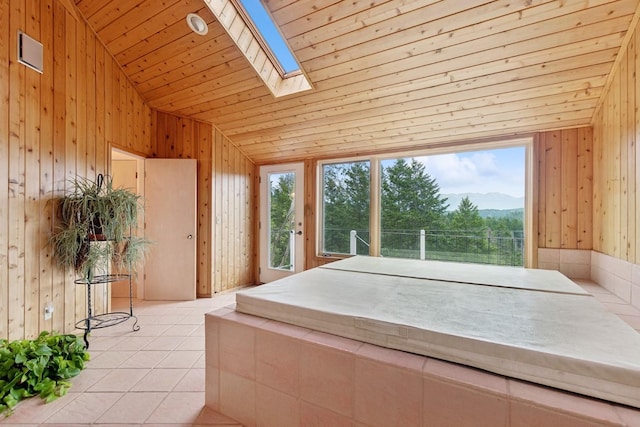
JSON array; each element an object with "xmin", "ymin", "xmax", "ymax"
[{"xmin": 44, "ymin": 302, "xmax": 54, "ymax": 321}]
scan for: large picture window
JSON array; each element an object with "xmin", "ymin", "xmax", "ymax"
[
  {"xmin": 318, "ymin": 143, "xmax": 528, "ymax": 266},
  {"xmin": 321, "ymin": 160, "xmax": 370, "ymax": 255}
]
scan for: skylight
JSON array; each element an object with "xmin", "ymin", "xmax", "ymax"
[
  {"xmin": 236, "ymin": 0, "xmax": 300, "ymax": 75},
  {"xmin": 204, "ymin": 0, "xmax": 312, "ymax": 97}
]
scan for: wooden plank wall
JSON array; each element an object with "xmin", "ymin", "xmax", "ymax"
[
  {"xmin": 536, "ymin": 128, "xmax": 593, "ymax": 251},
  {"xmin": 592, "ymin": 21, "xmax": 639, "ymax": 263},
  {"xmin": 152, "ymin": 111, "xmax": 255, "ymax": 296},
  {"xmin": 0, "ymin": 0, "xmax": 152, "ymax": 340}
]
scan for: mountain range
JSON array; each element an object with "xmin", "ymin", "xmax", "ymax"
[{"xmin": 443, "ymin": 192, "xmax": 524, "ymax": 211}]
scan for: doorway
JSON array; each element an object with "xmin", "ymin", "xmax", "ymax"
[
  {"xmin": 259, "ymin": 163, "xmax": 305, "ymax": 283},
  {"xmin": 110, "ymin": 148, "xmax": 146, "ymax": 299}
]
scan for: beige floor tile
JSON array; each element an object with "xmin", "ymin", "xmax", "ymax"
[
  {"xmin": 194, "ymin": 406, "xmax": 244, "ymax": 425},
  {"xmin": 162, "ymin": 324, "xmax": 200, "ymax": 337},
  {"xmin": 119, "ymin": 350, "xmax": 170, "ymax": 369},
  {"xmin": 112, "ymin": 335, "xmax": 156, "ymax": 351},
  {"xmin": 128, "ymin": 324, "xmax": 171, "ymax": 337},
  {"xmin": 174, "ymin": 369, "xmax": 205, "ymax": 392},
  {"xmin": 86, "ymin": 350, "xmax": 136, "ymax": 369},
  {"xmin": 179, "ymin": 335, "xmax": 205, "ymax": 351},
  {"xmin": 145, "ymin": 391, "xmax": 205, "ymax": 424},
  {"xmin": 83, "ymin": 424, "xmax": 140, "ymax": 427},
  {"xmin": 143, "ymin": 335, "xmax": 183, "ymax": 351},
  {"xmin": 0, "ymin": 392, "xmax": 79, "ymax": 424},
  {"xmin": 132, "ymin": 369, "xmax": 188, "ymax": 392},
  {"xmin": 43, "ymin": 392, "xmax": 122, "ymax": 424},
  {"xmin": 156, "ymin": 350, "xmax": 203, "ymax": 369},
  {"xmin": 193, "ymin": 353, "xmax": 206, "ymax": 369},
  {"xmin": 88, "ymin": 368, "xmax": 150, "ymax": 392},
  {"xmin": 38, "ymin": 424, "xmax": 93, "ymax": 427},
  {"xmin": 86, "ymin": 335, "xmax": 126, "ymax": 351},
  {"xmin": 190, "ymin": 325, "xmax": 206, "ymax": 337},
  {"xmin": 96, "ymin": 392, "xmax": 166, "ymax": 424},
  {"xmin": 68, "ymin": 368, "xmax": 111, "ymax": 392},
  {"xmin": 137, "ymin": 314, "xmax": 184, "ymax": 325},
  {"xmin": 175, "ymin": 314, "xmax": 206, "ymax": 325}
]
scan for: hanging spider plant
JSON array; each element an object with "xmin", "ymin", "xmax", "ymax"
[{"xmin": 50, "ymin": 174, "xmax": 150, "ymax": 282}]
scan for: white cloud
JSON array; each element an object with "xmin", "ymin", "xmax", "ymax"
[{"xmin": 415, "ymin": 150, "xmax": 524, "ymax": 197}]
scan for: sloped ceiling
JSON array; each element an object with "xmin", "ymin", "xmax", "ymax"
[{"xmin": 75, "ymin": 0, "xmax": 640, "ymax": 163}]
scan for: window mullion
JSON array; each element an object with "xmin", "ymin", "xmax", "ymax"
[{"xmin": 369, "ymin": 158, "xmax": 381, "ymax": 257}]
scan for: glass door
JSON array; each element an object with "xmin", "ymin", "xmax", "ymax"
[{"xmin": 259, "ymin": 163, "xmax": 305, "ymax": 283}]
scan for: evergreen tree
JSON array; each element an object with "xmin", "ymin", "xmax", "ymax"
[
  {"xmin": 322, "ymin": 161, "xmax": 370, "ymax": 254},
  {"xmin": 381, "ymin": 158, "xmax": 449, "ymax": 255},
  {"xmin": 449, "ymin": 196, "xmax": 485, "ymax": 252},
  {"xmin": 269, "ymin": 173, "xmax": 294, "ymax": 268},
  {"xmin": 483, "ymin": 211, "xmax": 524, "ymax": 236},
  {"xmin": 450, "ymin": 196, "xmax": 484, "ymax": 231}
]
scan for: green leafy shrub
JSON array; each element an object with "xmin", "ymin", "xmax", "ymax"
[{"xmin": 0, "ymin": 332, "xmax": 90, "ymax": 416}]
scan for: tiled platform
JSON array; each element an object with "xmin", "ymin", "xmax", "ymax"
[
  {"xmin": 206, "ymin": 279, "xmax": 640, "ymax": 427},
  {"xmin": 0, "ymin": 293, "xmax": 243, "ymax": 427},
  {"xmin": 235, "ymin": 257, "xmax": 640, "ymax": 408}
]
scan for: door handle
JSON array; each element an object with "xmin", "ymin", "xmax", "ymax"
[{"xmin": 187, "ymin": 234, "xmax": 193, "ymax": 239}]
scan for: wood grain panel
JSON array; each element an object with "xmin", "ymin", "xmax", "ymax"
[
  {"xmin": 577, "ymin": 127, "xmax": 593, "ymax": 249},
  {"xmin": 0, "ymin": 2, "xmax": 152, "ymax": 340},
  {"xmin": 536, "ymin": 135, "xmax": 547, "ymax": 250},
  {"xmin": 528, "ymin": 128, "xmax": 594, "ymax": 251},
  {"xmin": 8, "ymin": 0, "xmax": 27, "ymax": 341},
  {"xmin": 544, "ymin": 131, "xmax": 562, "ymax": 248},
  {"xmin": 593, "ymin": 18, "xmax": 640, "ymax": 264},
  {"xmin": 561, "ymin": 130, "xmax": 578, "ymax": 248},
  {"xmin": 0, "ymin": 0, "xmax": 10, "ymax": 341},
  {"xmin": 39, "ymin": 0, "xmax": 55, "ymax": 335},
  {"xmin": 24, "ymin": 0, "xmax": 42, "ymax": 339},
  {"xmin": 151, "ymin": 111, "xmax": 256, "ymax": 296}
]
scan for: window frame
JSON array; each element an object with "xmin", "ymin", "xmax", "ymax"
[
  {"xmin": 317, "ymin": 157, "xmax": 373, "ymax": 257},
  {"xmin": 316, "ymin": 137, "xmax": 534, "ymax": 267}
]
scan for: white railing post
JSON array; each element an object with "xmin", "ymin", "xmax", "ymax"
[
  {"xmin": 420, "ymin": 229, "xmax": 425, "ymax": 260},
  {"xmin": 350, "ymin": 230, "xmax": 357, "ymax": 255}
]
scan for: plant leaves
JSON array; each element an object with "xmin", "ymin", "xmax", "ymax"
[{"xmin": 0, "ymin": 332, "xmax": 89, "ymax": 416}]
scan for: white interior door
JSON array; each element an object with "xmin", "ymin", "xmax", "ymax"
[
  {"xmin": 145, "ymin": 159, "xmax": 197, "ymax": 300},
  {"xmin": 259, "ymin": 163, "xmax": 305, "ymax": 283}
]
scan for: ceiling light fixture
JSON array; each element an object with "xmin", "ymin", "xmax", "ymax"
[{"xmin": 186, "ymin": 13, "xmax": 208, "ymax": 36}]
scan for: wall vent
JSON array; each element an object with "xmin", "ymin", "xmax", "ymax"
[{"xmin": 18, "ymin": 31, "xmax": 43, "ymax": 73}]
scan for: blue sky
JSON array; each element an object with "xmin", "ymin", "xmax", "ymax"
[
  {"xmin": 239, "ymin": 0, "xmax": 300, "ymax": 74},
  {"xmin": 416, "ymin": 146, "xmax": 526, "ymax": 197}
]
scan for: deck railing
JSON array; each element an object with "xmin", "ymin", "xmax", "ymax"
[{"xmin": 329, "ymin": 229, "xmax": 524, "ymax": 266}]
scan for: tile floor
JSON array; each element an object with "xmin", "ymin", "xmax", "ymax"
[
  {"xmin": 0, "ymin": 279, "xmax": 638, "ymax": 427},
  {"xmin": 0, "ymin": 291, "xmax": 243, "ymax": 427}
]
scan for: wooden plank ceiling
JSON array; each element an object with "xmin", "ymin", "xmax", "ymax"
[{"xmin": 74, "ymin": 0, "xmax": 639, "ymax": 164}]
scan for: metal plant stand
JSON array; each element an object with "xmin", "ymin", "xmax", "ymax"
[{"xmin": 75, "ymin": 273, "xmax": 140, "ymax": 349}]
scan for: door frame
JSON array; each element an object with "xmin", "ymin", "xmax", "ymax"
[
  {"xmin": 259, "ymin": 162, "xmax": 305, "ymax": 283},
  {"xmin": 110, "ymin": 147, "xmax": 146, "ymax": 300}
]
